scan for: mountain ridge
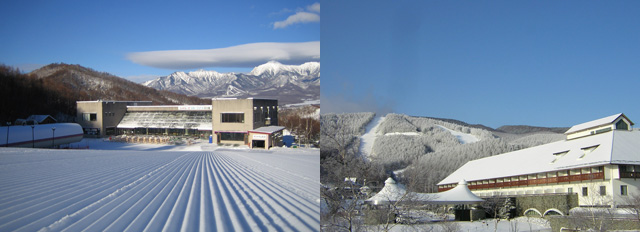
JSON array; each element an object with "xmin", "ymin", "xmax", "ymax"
[
  {"xmin": 142, "ymin": 61, "xmax": 320, "ymax": 105},
  {"xmin": 0, "ymin": 63, "xmax": 209, "ymax": 123}
]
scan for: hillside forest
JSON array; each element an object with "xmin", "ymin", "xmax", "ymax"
[{"xmin": 0, "ymin": 64, "xmax": 209, "ymax": 124}]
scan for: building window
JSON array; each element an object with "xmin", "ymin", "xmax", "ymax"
[
  {"xmin": 616, "ymin": 120, "xmax": 629, "ymax": 130},
  {"xmin": 621, "ymin": 185, "xmax": 628, "ymax": 196},
  {"xmin": 582, "ymin": 187, "xmax": 588, "ymax": 196},
  {"xmin": 579, "ymin": 145, "xmax": 599, "ymax": 159},
  {"xmin": 568, "ymin": 187, "xmax": 573, "ymax": 194},
  {"xmin": 220, "ymin": 132, "xmax": 245, "ymax": 141},
  {"xmin": 83, "ymin": 113, "xmax": 97, "ymax": 121},
  {"xmin": 221, "ymin": 113, "xmax": 244, "ymax": 123},
  {"xmin": 599, "ymin": 186, "xmax": 606, "ymax": 196}
]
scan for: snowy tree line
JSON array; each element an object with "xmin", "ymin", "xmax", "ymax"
[
  {"xmin": 320, "ymin": 112, "xmax": 375, "ymax": 151},
  {"xmin": 403, "ymin": 137, "xmax": 525, "ymax": 192},
  {"xmin": 376, "ymin": 113, "xmax": 495, "ymax": 140},
  {"xmin": 279, "ymin": 105, "xmax": 320, "ymax": 146},
  {"xmin": 371, "ymin": 113, "xmax": 495, "ymax": 170},
  {"xmin": 320, "ymin": 112, "xmax": 385, "ymax": 185}
]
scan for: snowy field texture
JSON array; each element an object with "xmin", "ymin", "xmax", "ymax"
[{"xmin": 0, "ymin": 141, "xmax": 320, "ymax": 231}]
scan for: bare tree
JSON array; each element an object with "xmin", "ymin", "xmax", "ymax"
[
  {"xmin": 621, "ymin": 192, "xmax": 640, "ymax": 222},
  {"xmin": 566, "ymin": 183, "xmax": 616, "ymax": 231}
]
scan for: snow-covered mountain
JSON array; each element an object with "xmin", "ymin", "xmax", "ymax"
[{"xmin": 142, "ymin": 61, "xmax": 320, "ymax": 105}]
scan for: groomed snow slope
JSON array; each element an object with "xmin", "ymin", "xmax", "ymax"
[
  {"xmin": 0, "ymin": 148, "xmax": 319, "ymax": 232},
  {"xmin": 359, "ymin": 116, "xmax": 385, "ymax": 158},
  {"xmin": 436, "ymin": 125, "xmax": 479, "ymax": 144}
]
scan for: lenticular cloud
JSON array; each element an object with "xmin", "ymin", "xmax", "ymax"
[{"xmin": 127, "ymin": 41, "xmax": 320, "ymax": 70}]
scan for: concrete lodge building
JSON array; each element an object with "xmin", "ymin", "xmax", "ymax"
[
  {"xmin": 438, "ymin": 113, "xmax": 640, "ymax": 216},
  {"xmin": 76, "ymin": 98, "xmax": 283, "ymax": 149}
]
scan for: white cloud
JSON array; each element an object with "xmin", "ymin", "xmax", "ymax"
[
  {"xmin": 307, "ymin": 2, "xmax": 320, "ymax": 13},
  {"xmin": 126, "ymin": 41, "xmax": 319, "ymax": 70},
  {"xmin": 273, "ymin": 3, "xmax": 320, "ymax": 29}
]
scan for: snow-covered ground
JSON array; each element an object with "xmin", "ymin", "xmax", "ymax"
[
  {"xmin": 436, "ymin": 125, "xmax": 480, "ymax": 144},
  {"xmin": 388, "ymin": 217, "xmax": 551, "ymax": 232},
  {"xmin": 360, "ymin": 116, "xmax": 385, "ymax": 158},
  {"xmin": 0, "ymin": 139, "xmax": 319, "ymax": 231}
]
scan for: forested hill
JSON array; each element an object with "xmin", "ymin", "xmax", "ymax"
[
  {"xmin": 496, "ymin": 125, "xmax": 569, "ymax": 134},
  {"xmin": 320, "ymin": 112, "xmax": 566, "ymax": 193},
  {"xmin": 0, "ymin": 64, "xmax": 209, "ymax": 124}
]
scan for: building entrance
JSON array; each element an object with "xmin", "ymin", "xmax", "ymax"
[{"xmin": 252, "ymin": 140, "xmax": 266, "ymax": 148}]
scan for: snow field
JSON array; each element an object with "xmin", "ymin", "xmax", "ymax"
[{"xmin": 0, "ymin": 148, "xmax": 319, "ymax": 231}]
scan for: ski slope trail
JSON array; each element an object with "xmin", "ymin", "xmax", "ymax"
[
  {"xmin": 0, "ymin": 148, "xmax": 320, "ymax": 232},
  {"xmin": 436, "ymin": 125, "xmax": 480, "ymax": 144},
  {"xmin": 360, "ymin": 115, "xmax": 385, "ymax": 159}
]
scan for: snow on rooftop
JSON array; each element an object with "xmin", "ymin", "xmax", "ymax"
[
  {"xmin": 422, "ymin": 180, "xmax": 484, "ymax": 204},
  {"xmin": 368, "ymin": 178, "xmax": 483, "ymax": 205},
  {"xmin": 565, "ymin": 113, "xmax": 630, "ymax": 134},
  {"xmin": 366, "ymin": 177, "xmax": 407, "ymax": 204},
  {"xmin": 249, "ymin": 126, "xmax": 285, "ymax": 134},
  {"xmin": 439, "ymin": 130, "xmax": 640, "ymax": 185}
]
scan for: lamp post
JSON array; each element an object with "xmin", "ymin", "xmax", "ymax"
[
  {"xmin": 51, "ymin": 127, "xmax": 56, "ymax": 148},
  {"xmin": 31, "ymin": 125, "xmax": 35, "ymax": 148},
  {"xmin": 5, "ymin": 122, "xmax": 10, "ymax": 147}
]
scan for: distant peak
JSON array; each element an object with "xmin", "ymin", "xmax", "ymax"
[{"xmin": 249, "ymin": 61, "xmax": 319, "ymax": 76}]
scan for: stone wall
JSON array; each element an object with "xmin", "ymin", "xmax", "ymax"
[{"xmin": 514, "ymin": 194, "xmax": 579, "ymax": 216}]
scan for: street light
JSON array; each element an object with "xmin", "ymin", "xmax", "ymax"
[
  {"xmin": 51, "ymin": 127, "xmax": 56, "ymax": 148},
  {"xmin": 5, "ymin": 122, "xmax": 10, "ymax": 147},
  {"xmin": 31, "ymin": 125, "xmax": 35, "ymax": 148}
]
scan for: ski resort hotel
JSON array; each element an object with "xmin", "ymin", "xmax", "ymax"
[
  {"xmin": 438, "ymin": 113, "xmax": 640, "ymax": 216},
  {"xmin": 76, "ymin": 98, "xmax": 283, "ymax": 149}
]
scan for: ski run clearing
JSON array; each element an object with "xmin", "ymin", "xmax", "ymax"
[
  {"xmin": 360, "ymin": 115, "xmax": 385, "ymax": 158},
  {"xmin": 0, "ymin": 140, "xmax": 320, "ymax": 232},
  {"xmin": 435, "ymin": 125, "xmax": 480, "ymax": 144}
]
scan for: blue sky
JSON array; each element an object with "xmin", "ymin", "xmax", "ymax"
[
  {"xmin": 321, "ymin": 1, "xmax": 640, "ymax": 128},
  {"xmin": 1, "ymin": 0, "xmax": 319, "ymax": 82}
]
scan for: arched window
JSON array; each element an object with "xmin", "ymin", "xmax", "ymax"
[
  {"xmin": 543, "ymin": 209, "xmax": 564, "ymax": 217},
  {"xmin": 524, "ymin": 208, "xmax": 542, "ymax": 217}
]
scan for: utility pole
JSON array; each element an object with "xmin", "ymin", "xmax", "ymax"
[
  {"xmin": 31, "ymin": 125, "xmax": 35, "ymax": 148},
  {"xmin": 5, "ymin": 122, "xmax": 11, "ymax": 147},
  {"xmin": 51, "ymin": 127, "xmax": 56, "ymax": 148}
]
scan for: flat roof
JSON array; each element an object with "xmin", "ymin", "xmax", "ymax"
[
  {"xmin": 212, "ymin": 97, "xmax": 278, "ymax": 101},
  {"xmin": 127, "ymin": 105, "xmax": 212, "ymax": 111},
  {"xmin": 77, "ymin": 100, "xmax": 152, "ymax": 103},
  {"xmin": 249, "ymin": 126, "xmax": 285, "ymax": 134}
]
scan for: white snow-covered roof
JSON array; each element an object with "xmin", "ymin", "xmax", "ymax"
[
  {"xmin": 368, "ymin": 178, "xmax": 483, "ymax": 205},
  {"xmin": 249, "ymin": 126, "xmax": 285, "ymax": 134},
  {"xmin": 366, "ymin": 178, "xmax": 407, "ymax": 205},
  {"xmin": 439, "ymin": 129, "xmax": 640, "ymax": 185},
  {"xmin": 25, "ymin": 115, "xmax": 57, "ymax": 123},
  {"xmin": 419, "ymin": 180, "xmax": 484, "ymax": 204},
  {"xmin": 565, "ymin": 113, "xmax": 633, "ymax": 134}
]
